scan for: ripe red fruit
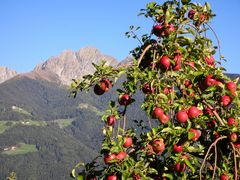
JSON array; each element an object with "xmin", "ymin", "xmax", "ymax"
[
  {"xmin": 118, "ymin": 93, "xmax": 131, "ymax": 106},
  {"xmin": 205, "ymin": 74, "xmax": 216, "ymax": 86},
  {"xmin": 94, "ymin": 81, "xmax": 106, "ymax": 95},
  {"xmin": 199, "ymin": 13, "xmax": 206, "ymax": 22},
  {"xmin": 173, "ymin": 144, "xmax": 183, "ymax": 153},
  {"xmin": 188, "ymin": 106, "xmax": 201, "ymax": 119},
  {"xmin": 227, "ymin": 117, "xmax": 237, "ymax": 126},
  {"xmin": 145, "ymin": 144, "xmax": 154, "ymax": 155},
  {"xmin": 116, "ymin": 151, "xmax": 127, "ymax": 160},
  {"xmin": 152, "ymin": 25, "xmax": 163, "ymax": 37},
  {"xmin": 164, "ymin": 24, "xmax": 175, "ymax": 36},
  {"xmin": 123, "ymin": 137, "xmax": 133, "ymax": 148},
  {"xmin": 93, "ymin": 79, "xmax": 112, "ymax": 95},
  {"xmin": 176, "ymin": 110, "xmax": 188, "ymax": 123},
  {"xmin": 221, "ymin": 95, "xmax": 232, "ymax": 107},
  {"xmin": 220, "ymin": 173, "xmax": 229, "ymax": 180},
  {"xmin": 104, "ymin": 154, "xmax": 116, "ymax": 164},
  {"xmin": 184, "ymin": 79, "xmax": 192, "ymax": 88},
  {"xmin": 142, "ymin": 83, "xmax": 154, "ymax": 94},
  {"xmin": 189, "ymin": 128, "xmax": 201, "ymax": 141},
  {"xmin": 107, "ymin": 175, "xmax": 118, "ymax": 180},
  {"xmin": 101, "ymin": 78, "xmax": 111, "ymax": 92},
  {"xmin": 159, "ymin": 113, "xmax": 170, "ymax": 124},
  {"xmin": 152, "ymin": 139, "xmax": 165, "ymax": 154},
  {"xmin": 132, "ymin": 174, "xmax": 141, "ymax": 180},
  {"xmin": 173, "ymin": 54, "xmax": 182, "ymax": 71},
  {"xmin": 152, "ymin": 107, "xmax": 164, "ymax": 119},
  {"xmin": 86, "ymin": 174, "xmax": 97, "ymax": 180},
  {"xmin": 229, "ymin": 132, "xmax": 238, "ymax": 143},
  {"xmin": 227, "ymin": 82, "xmax": 237, "ymax": 92},
  {"xmin": 205, "ymin": 56, "xmax": 215, "ymax": 65},
  {"xmin": 159, "ymin": 56, "xmax": 171, "ymax": 70},
  {"xmin": 188, "ymin": 9, "xmax": 196, "ymax": 19},
  {"xmin": 174, "ymin": 163, "xmax": 186, "ymax": 172},
  {"xmin": 107, "ymin": 115, "xmax": 116, "ymax": 126}
]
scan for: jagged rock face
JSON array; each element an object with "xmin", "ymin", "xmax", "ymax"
[
  {"xmin": 0, "ymin": 67, "xmax": 17, "ymax": 83},
  {"xmin": 34, "ymin": 47, "xmax": 119, "ymax": 85}
]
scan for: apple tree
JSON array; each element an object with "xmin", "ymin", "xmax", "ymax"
[{"xmin": 71, "ymin": 0, "xmax": 240, "ymax": 179}]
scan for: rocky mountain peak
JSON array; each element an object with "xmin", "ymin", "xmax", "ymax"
[
  {"xmin": 0, "ymin": 66, "xmax": 17, "ymax": 83},
  {"xmin": 34, "ymin": 46, "xmax": 119, "ymax": 85}
]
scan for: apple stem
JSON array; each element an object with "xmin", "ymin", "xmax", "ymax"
[
  {"xmin": 211, "ymin": 144, "xmax": 217, "ymax": 180},
  {"xmin": 199, "ymin": 136, "xmax": 227, "ymax": 180},
  {"xmin": 122, "ymin": 106, "xmax": 127, "ymax": 134},
  {"xmin": 137, "ymin": 44, "xmax": 152, "ymax": 67},
  {"xmin": 230, "ymin": 142, "xmax": 238, "ymax": 180}
]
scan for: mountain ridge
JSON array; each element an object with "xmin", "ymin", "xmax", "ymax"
[{"xmin": 0, "ymin": 47, "xmax": 119, "ymax": 85}]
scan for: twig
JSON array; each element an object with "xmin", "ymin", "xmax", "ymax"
[
  {"xmin": 200, "ymin": 136, "xmax": 227, "ymax": 180},
  {"xmin": 148, "ymin": 117, "xmax": 152, "ymax": 129},
  {"xmin": 122, "ymin": 106, "xmax": 127, "ymax": 134},
  {"xmin": 206, "ymin": 23, "xmax": 222, "ymax": 63},
  {"xmin": 230, "ymin": 142, "xmax": 238, "ymax": 180},
  {"xmin": 202, "ymin": 100, "xmax": 225, "ymax": 126},
  {"xmin": 137, "ymin": 44, "xmax": 152, "ymax": 67},
  {"xmin": 212, "ymin": 144, "xmax": 217, "ymax": 180}
]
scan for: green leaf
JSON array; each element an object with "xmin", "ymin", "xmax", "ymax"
[
  {"xmin": 188, "ymin": 131, "xmax": 195, "ymax": 140},
  {"xmin": 184, "ymin": 158, "xmax": 195, "ymax": 173},
  {"xmin": 161, "ymin": 127, "xmax": 173, "ymax": 133}
]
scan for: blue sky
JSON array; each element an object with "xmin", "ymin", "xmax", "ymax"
[{"xmin": 0, "ymin": 0, "xmax": 240, "ymax": 73}]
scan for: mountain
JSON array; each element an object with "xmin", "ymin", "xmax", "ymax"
[
  {"xmin": 0, "ymin": 66, "xmax": 17, "ymax": 84},
  {"xmin": 32, "ymin": 47, "xmax": 118, "ymax": 85}
]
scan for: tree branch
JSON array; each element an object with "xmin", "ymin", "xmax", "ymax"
[{"xmin": 137, "ymin": 44, "xmax": 152, "ymax": 67}]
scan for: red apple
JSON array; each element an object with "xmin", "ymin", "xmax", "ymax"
[
  {"xmin": 189, "ymin": 128, "xmax": 201, "ymax": 141},
  {"xmin": 199, "ymin": 13, "xmax": 206, "ymax": 22},
  {"xmin": 227, "ymin": 82, "xmax": 237, "ymax": 92},
  {"xmin": 107, "ymin": 115, "xmax": 116, "ymax": 126},
  {"xmin": 229, "ymin": 132, "xmax": 238, "ymax": 143},
  {"xmin": 94, "ymin": 82, "xmax": 106, "ymax": 95},
  {"xmin": 205, "ymin": 56, "xmax": 215, "ymax": 65},
  {"xmin": 221, "ymin": 95, "xmax": 232, "ymax": 107},
  {"xmin": 205, "ymin": 74, "xmax": 216, "ymax": 86},
  {"xmin": 118, "ymin": 93, "xmax": 132, "ymax": 106},
  {"xmin": 86, "ymin": 174, "xmax": 97, "ymax": 180},
  {"xmin": 174, "ymin": 163, "xmax": 186, "ymax": 172},
  {"xmin": 132, "ymin": 174, "xmax": 141, "ymax": 180},
  {"xmin": 159, "ymin": 56, "xmax": 171, "ymax": 70},
  {"xmin": 164, "ymin": 24, "xmax": 175, "ymax": 36},
  {"xmin": 159, "ymin": 113, "xmax": 170, "ymax": 124},
  {"xmin": 220, "ymin": 173, "xmax": 229, "ymax": 180},
  {"xmin": 152, "ymin": 107, "xmax": 164, "ymax": 119},
  {"xmin": 107, "ymin": 175, "xmax": 118, "ymax": 180},
  {"xmin": 188, "ymin": 106, "xmax": 201, "ymax": 119},
  {"xmin": 227, "ymin": 117, "xmax": 237, "ymax": 126},
  {"xmin": 188, "ymin": 9, "xmax": 196, "ymax": 19},
  {"xmin": 173, "ymin": 144, "xmax": 183, "ymax": 153},
  {"xmin": 184, "ymin": 79, "xmax": 192, "ymax": 88},
  {"xmin": 176, "ymin": 110, "xmax": 188, "ymax": 123},
  {"xmin": 142, "ymin": 83, "xmax": 154, "ymax": 94},
  {"xmin": 152, "ymin": 25, "xmax": 163, "ymax": 37},
  {"xmin": 152, "ymin": 139, "xmax": 165, "ymax": 154},
  {"xmin": 173, "ymin": 54, "xmax": 182, "ymax": 71},
  {"xmin": 123, "ymin": 137, "xmax": 133, "ymax": 148},
  {"xmin": 104, "ymin": 154, "xmax": 116, "ymax": 164},
  {"xmin": 116, "ymin": 151, "xmax": 127, "ymax": 161}
]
